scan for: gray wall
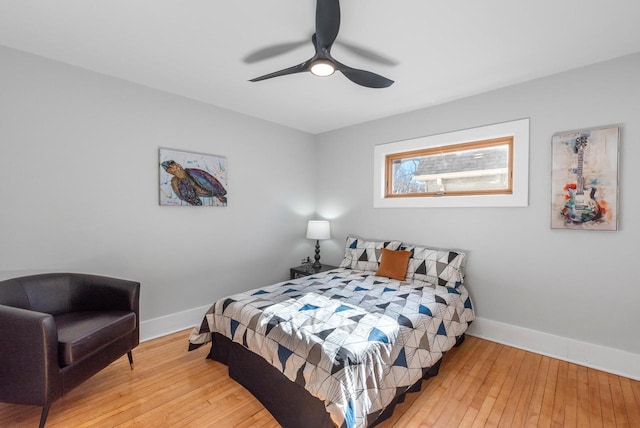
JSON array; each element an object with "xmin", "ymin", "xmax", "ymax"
[
  {"xmin": 0, "ymin": 45, "xmax": 316, "ymax": 320},
  {"xmin": 315, "ymin": 53, "xmax": 640, "ymax": 355},
  {"xmin": 1, "ymin": 42, "xmax": 638, "ymax": 358}
]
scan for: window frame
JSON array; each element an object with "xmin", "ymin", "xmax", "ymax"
[
  {"xmin": 385, "ymin": 136, "xmax": 514, "ymax": 198},
  {"xmin": 373, "ymin": 118, "xmax": 529, "ymax": 208}
]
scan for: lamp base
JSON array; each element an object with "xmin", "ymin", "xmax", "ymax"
[{"xmin": 312, "ymin": 240, "xmax": 322, "ymax": 270}]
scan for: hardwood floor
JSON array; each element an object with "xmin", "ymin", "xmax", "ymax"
[{"xmin": 1, "ymin": 330, "xmax": 639, "ymax": 427}]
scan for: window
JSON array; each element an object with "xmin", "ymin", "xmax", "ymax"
[
  {"xmin": 386, "ymin": 137, "xmax": 513, "ymax": 198},
  {"xmin": 373, "ymin": 118, "xmax": 529, "ymax": 208}
]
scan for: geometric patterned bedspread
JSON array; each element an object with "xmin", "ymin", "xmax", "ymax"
[{"xmin": 189, "ymin": 268, "xmax": 475, "ymax": 428}]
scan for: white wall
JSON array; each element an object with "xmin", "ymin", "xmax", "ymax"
[
  {"xmin": 2, "ymin": 43, "xmax": 639, "ymax": 377},
  {"xmin": 315, "ymin": 53, "xmax": 640, "ymax": 367},
  {"xmin": 0, "ymin": 45, "xmax": 316, "ymax": 324}
]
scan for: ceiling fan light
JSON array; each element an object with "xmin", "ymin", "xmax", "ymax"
[{"xmin": 310, "ymin": 60, "xmax": 335, "ymax": 77}]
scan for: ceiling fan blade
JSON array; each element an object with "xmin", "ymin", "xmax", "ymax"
[
  {"xmin": 243, "ymin": 40, "xmax": 308, "ymax": 64},
  {"xmin": 249, "ymin": 61, "xmax": 310, "ymax": 82},
  {"xmin": 335, "ymin": 62, "xmax": 394, "ymax": 88},
  {"xmin": 336, "ymin": 40, "xmax": 398, "ymax": 66},
  {"xmin": 315, "ymin": 0, "xmax": 341, "ymax": 50}
]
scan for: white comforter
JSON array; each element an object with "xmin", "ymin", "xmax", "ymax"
[{"xmin": 189, "ymin": 268, "xmax": 474, "ymax": 428}]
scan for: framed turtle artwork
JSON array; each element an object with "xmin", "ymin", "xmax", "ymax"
[
  {"xmin": 159, "ymin": 148, "xmax": 228, "ymax": 206},
  {"xmin": 551, "ymin": 125, "xmax": 619, "ymax": 231}
]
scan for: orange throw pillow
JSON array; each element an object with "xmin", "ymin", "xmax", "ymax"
[{"xmin": 376, "ymin": 248, "xmax": 411, "ymax": 281}]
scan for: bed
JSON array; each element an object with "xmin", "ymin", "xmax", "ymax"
[{"xmin": 189, "ymin": 237, "xmax": 475, "ymax": 428}]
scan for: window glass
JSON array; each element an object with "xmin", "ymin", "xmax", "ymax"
[{"xmin": 386, "ymin": 137, "xmax": 513, "ymax": 198}]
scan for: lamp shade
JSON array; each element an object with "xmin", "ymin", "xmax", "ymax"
[{"xmin": 306, "ymin": 220, "xmax": 331, "ymax": 240}]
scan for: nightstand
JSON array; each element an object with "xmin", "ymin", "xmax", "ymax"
[{"xmin": 290, "ymin": 264, "xmax": 337, "ymax": 279}]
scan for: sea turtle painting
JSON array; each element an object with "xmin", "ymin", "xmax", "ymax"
[{"xmin": 160, "ymin": 156, "xmax": 227, "ymax": 206}]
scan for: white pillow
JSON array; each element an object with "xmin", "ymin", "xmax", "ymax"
[
  {"xmin": 339, "ymin": 236, "xmax": 402, "ymax": 272},
  {"xmin": 402, "ymin": 245, "xmax": 466, "ymax": 287}
]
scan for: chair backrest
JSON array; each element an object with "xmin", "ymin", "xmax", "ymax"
[{"xmin": 0, "ymin": 274, "xmax": 74, "ymax": 315}]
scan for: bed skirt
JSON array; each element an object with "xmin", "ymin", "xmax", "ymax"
[{"xmin": 206, "ymin": 332, "xmax": 465, "ymax": 427}]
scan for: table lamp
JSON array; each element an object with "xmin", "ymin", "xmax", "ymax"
[{"xmin": 306, "ymin": 220, "xmax": 330, "ymax": 270}]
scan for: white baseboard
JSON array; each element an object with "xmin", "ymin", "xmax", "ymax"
[
  {"xmin": 467, "ymin": 316, "xmax": 640, "ymax": 381},
  {"xmin": 139, "ymin": 308, "xmax": 640, "ymax": 381},
  {"xmin": 140, "ymin": 304, "xmax": 210, "ymax": 342}
]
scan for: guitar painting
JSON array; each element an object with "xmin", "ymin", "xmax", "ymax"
[
  {"xmin": 551, "ymin": 126, "xmax": 619, "ymax": 231},
  {"xmin": 560, "ymin": 135, "xmax": 602, "ymax": 224}
]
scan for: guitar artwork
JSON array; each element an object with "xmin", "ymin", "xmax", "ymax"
[{"xmin": 561, "ymin": 135, "xmax": 602, "ymax": 224}]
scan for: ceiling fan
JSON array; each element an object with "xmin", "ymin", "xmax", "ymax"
[{"xmin": 248, "ymin": 0, "xmax": 394, "ymax": 88}]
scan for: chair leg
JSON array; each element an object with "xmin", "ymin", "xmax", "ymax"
[
  {"xmin": 127, "ymin": 350, "xmax": 134, "ymax": 369},
  {"xmin": 39, "ymin": 405, "xmax": 51, "ymax": 428}
]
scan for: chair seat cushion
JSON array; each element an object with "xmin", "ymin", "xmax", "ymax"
[{"xmin": 55, "ymin": 311, "xmax": 136, "ymax": 366}]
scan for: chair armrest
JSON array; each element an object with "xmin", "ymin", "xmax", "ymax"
[
  {"xmin": 0, "ymin": 305, "xmax": 62, "ymax": 405},
  {"xmin": 70, "ymin": 274, "xmax": 140, "ymax": 316}
]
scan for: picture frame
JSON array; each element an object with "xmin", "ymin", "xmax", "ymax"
[
  {"xmin": 159, "ymin": 148, "xmax": 227, "ymax": 206},
  {"xmin": 551, "ymin": 125, "xmax": 619, "ymax": 230}
]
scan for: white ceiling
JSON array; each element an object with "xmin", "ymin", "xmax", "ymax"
[{"xmin": 1, "ymin": 1, "xmax": 640, "ymax": 134}]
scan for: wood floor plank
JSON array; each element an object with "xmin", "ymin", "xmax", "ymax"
[
  {"xmin": 512, "ymin": 353, "xmax": 543, "ymax": 428},
  {"xmin": 1, "ymin": 330, "xmax": 639, "ymax": 428},
  {"xmin": 620, "ymin": 377, "xmax": 640, "ymax": 427},
  {"xmin": 576, "ymin": 365, "xmax": 591, "ymax": 428},
  {"xmin": 459, "ymin": 344, "xmax": 509, "ymax": 427},
  {"xmin": 470, "ymin": 345, "xmax": 516, "ymax": 428},
  {"xmin": 435, "ymin": 341, "xmax": 501, "ymax": 427},
  {"xmin": 421, "ymin": 339, "xmax": 491, "ymax": 427},
  {"xmin": 532, "ymin": 356, "xmax": 558, "ymax": 428},
  {"xmin": 497, "ymin": 351, "xmax": 538, "ymax": 427},
  {"xmin": 523, "ymin": 355, "xmax": 550, "ymax": 427},
  {"xmin": 52, "ymin": 353, "xmax": 221, "ymax": 427},
  {"xmin": 598, "ymin": 370, "xmax": 617, "ymax": 428},
  {"xmin": 588, "ymin": 368, "xmax": 604, "ymax": 428},
  {"xmin": 468, "ymin": 344, "xmax": 509, "ymax": 411},
  {"xmin": 485, "ymin": 347, "xmax": 527, "ymax": 427},
  {"xmin": 434, "ymin": 340, "xmax": 497, "ymax": 420},
  {"xmin": 632, "ymin": 377, "xmax": 640, "ymax": 407},
  {"xmin": 550, "ymin": 360, "xmax": 568, "ymax": 427},
  {"xmin": 234, "ymin": 408, "xmax": 282, "ymax": 428},
  {"xmin": 609, "ymin": 373, "xmax": 630, "ymax": 428},
  {"xmin": 563, "ymin": 363, "xmax": 578, "ymax": 428}
]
